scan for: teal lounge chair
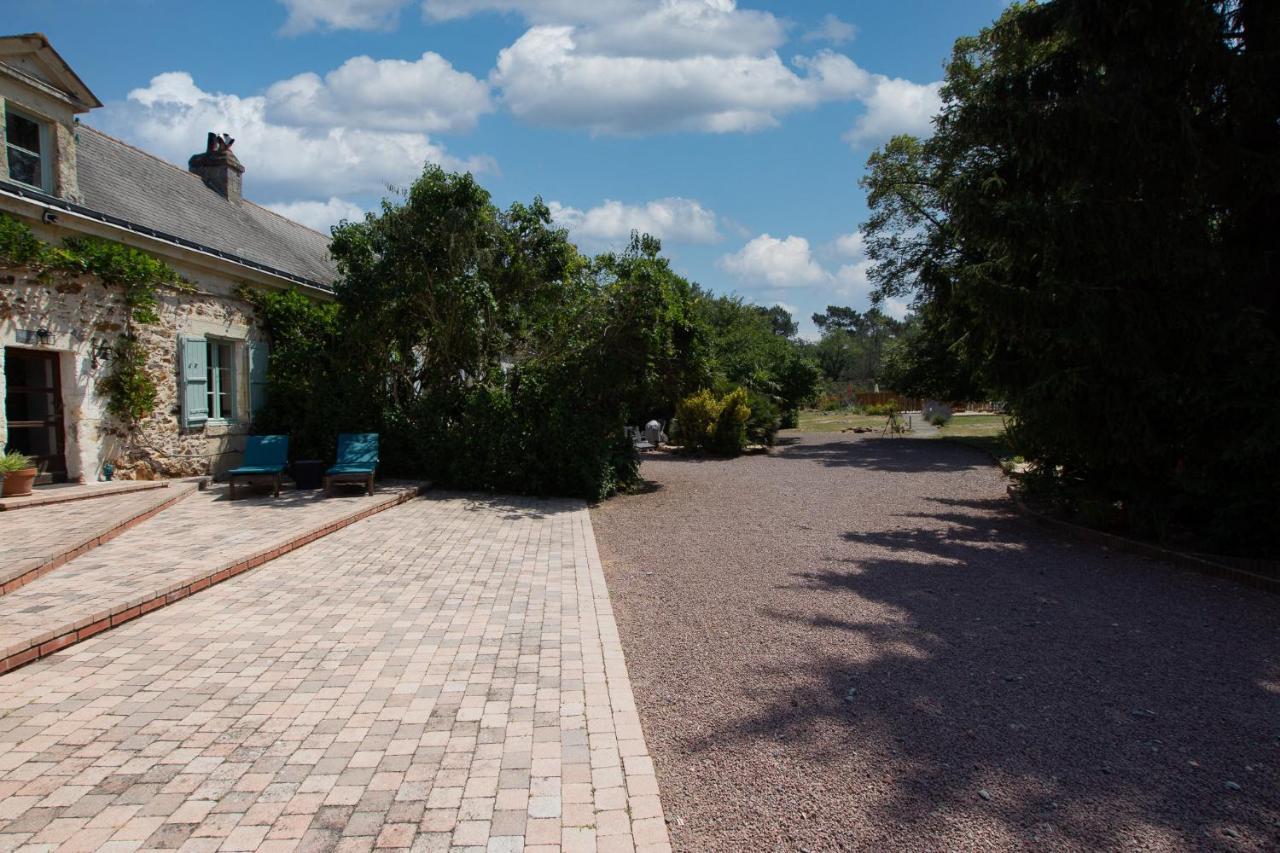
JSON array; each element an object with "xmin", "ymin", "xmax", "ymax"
[
  {"xmin": 325, "ymin": 433, "xmax": 379, "ymax": 496},
  {"xmin": 228, "ymin": 435, "xmax": 289, "ymax": 500}
]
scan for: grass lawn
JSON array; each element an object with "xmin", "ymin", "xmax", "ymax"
[
  {"xmin": 932, "ymin": 414, "xmax": 1014, "ymax": 458},
  {"xmin": 794, "ymin": 410, "xmax": 1016, "ymax": 459},
  {"xmin": 793, "ymin": 410, "xmax": 892, "ymax": 432}
]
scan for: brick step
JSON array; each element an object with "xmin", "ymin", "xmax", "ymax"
[
  {"xmin": 1, "ymin": 482, "xmax": 198, "ymax": 595},
  {"xmin": 0, "ymin": 479, "xmax": 172, "ymax": 511},
  {"xmin": 0, "ymin": 482, "xmax": 427, "ymax": 677}
]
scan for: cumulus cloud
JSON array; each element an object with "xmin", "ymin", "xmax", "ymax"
[
  {"xmin": 882, "ymin": 297, "xmax": 910, "ymax": 320},
  {"xmin": 275, "ymin": 0, "xmax": 942, "ymax": 143},
  {"xmin": 844, "ymin": 76, "xmax": 943, "ymax": 145},
  {"xmin": 718, "ymin": 234, "xmax": 828, "ymax": 288},
  {"xmin": 719, "ymin": 228, "xmax": 882, "ymax": 302},
  {"xmin": 833, "ymin": 258, "xmax": 874, "ymax": 298},
  {"xmin": 265, "ymin": 53, "xmax": 492, "ymax": 133},
  {"xmin": 803, "ymin": 13, "xmax": 856, "ymax": 45},
  {"xmin": 494, "ymin": 28, "xmax": 870, "ymax": 135},
  {"xmin": 108, "ymin": 71, "xmax": 494, "ymax": 203},
  {"xmin": 549, "ymin": 197, "xmax": 720, "ymax": 245},
  {"xmin": 278, "ymin": 0, "xmax": 408, "ymax": 33},
  {"xmin": 831, "ymin": 230, "xmax": 865, "ymax": 258},
  {"xmin": 264, "ymin": 197, "xmax": 366, "ymax": 232}
]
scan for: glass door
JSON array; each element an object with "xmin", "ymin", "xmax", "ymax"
[{"xmin": 3, "ymin": 348, "xmax": 67, "ymax": 483}]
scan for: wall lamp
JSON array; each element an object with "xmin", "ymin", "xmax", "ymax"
[{"xmin": 91, "ymin": 339, "xmax": 113, "ymax": 369}]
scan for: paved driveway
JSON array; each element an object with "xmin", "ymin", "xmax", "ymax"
[
  {"xmin": 592, "ymin": 434, "xmax": 1280, "ymax": 852},
  {"xmin": 0, "ymin": 494, "xmax": 669, "ymax": 853}
]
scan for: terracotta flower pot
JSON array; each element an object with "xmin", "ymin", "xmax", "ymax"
[{"xmin": 1, "ymin": 467, "xmax": 37, "ymax": 497}]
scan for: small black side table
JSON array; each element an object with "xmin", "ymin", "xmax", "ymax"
[{"xmin": 292, "ymin": 459, "xmax": 325, "ymax": 490}]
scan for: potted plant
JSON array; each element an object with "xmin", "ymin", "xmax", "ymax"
[{"xmin": 0, "ymin": 449, "xmax": 38, "ymax": 497}]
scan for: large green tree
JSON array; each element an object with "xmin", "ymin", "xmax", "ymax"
[{"xmin": 862, "ymin": 0, "xmax": 1280, "ymax": 553}]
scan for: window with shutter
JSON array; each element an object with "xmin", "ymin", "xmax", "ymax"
[
  {"xmin": 179, "ymin": 336, "xmax": 209, "ymax": 428},
  {"xmin": 247, "ymin": 340, "xmax": 269, "ymax": 419}
]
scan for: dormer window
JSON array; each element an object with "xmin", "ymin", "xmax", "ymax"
[{"xmin": 5, "ymin": 106, "xmax": 52, "ymax": 193}]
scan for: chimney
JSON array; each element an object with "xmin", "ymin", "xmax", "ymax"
[{"xmin": 188, "ymin": 132, "xmax": 244, "ymax": 203}]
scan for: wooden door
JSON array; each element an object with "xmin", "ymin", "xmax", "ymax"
[{"xmin": 3, "ymin": 348, "xmax": 67, "ymax": 483}]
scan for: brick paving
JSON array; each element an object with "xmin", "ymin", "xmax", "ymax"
[
  {"xmin": 0, "ymin": 493, "xmax": 669, "ymax": 852},
  {"xmin": 0, "ymin": 484, "xmax": 196, "ymax": 594},
  {"xmin": 0, "ymin": 483, "xmax": 422, "ymax": 675}
]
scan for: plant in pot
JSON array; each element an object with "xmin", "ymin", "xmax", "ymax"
[{"xmin": 0, "ymin": 449, "xmax": 38, "ymax": 497}]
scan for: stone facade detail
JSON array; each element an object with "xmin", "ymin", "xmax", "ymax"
[{"xmin": 0, "ymin": 259, "xmax": 267, "ymax": 481}]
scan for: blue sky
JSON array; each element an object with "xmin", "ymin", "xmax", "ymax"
[{"xmin": 11, "ymin": 1, "xmax": 1004, "ymax": 336}]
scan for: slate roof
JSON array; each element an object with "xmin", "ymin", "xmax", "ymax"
[{"xmin": 74, "ymin": 125, "xmax": 336, "ymax": 288}]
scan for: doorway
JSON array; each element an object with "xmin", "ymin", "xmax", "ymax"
[{"xmin": 3, "ymin": 348, "xmax": 67, "ymax": 484}]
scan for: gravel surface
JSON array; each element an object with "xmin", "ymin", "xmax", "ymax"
[{"xmin": 590, "ymin": 433, "xmax": 1280, "ymax": 852}]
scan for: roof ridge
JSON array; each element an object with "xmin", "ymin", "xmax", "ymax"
[{"xmin": 78, "ymin": 124, "xmax": 332, "ymax": 240}]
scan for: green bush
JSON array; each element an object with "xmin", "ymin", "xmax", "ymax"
[
  {"xmin": 745, "ymin": 389, "xmax": 781, "ymax": 446},
  {"xmin": 864, "ymin": 401, "xmax": 898, "ymax": 416},
  {"xmin": 929, "ymin": 412, "xmax": 951, "ymax": 427},
  {"xmin": 675, "ymin": 387, "xmax": 752, "ymax": 455}
]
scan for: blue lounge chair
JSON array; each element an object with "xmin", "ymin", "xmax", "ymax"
[
  {"xmin": 227, "ymin": 435, "xmax": 289, "ymax": 500},
  {"xmin": 325, "ymin": 433, "xmax": 379, "ymax": 496}
]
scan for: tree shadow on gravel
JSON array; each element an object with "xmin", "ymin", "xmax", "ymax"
[
  {"xmin": 778, "ymin": 436, "xmax": 993, "ymax": 473},
  {"xmin": 692, "ymin": 502, "xmax": 1280, "ymax": 850}
]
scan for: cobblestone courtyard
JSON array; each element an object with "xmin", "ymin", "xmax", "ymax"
[{"xmin": 0, "ymin": 494, "xmax": 669, "ymax": 853}]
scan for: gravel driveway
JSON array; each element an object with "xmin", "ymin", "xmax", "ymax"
[{"xmin": 591, "ymin": 433, "xmax": 1279, "ymax": 852}]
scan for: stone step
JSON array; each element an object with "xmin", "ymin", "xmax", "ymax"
[
  {"xmin": 0, "ymin": 482, "xmax": 198, "ymax": 595},
  {"xmin": 0, "ymin": 479, "xmax": 170, "ymax": 511},
  {"xmin": 0, "ymin": 481, "xmax": 427, "ymax": 676}
]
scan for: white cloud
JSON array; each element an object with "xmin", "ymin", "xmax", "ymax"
[
  {"xmin": 109, "ymin": 71, "xmax": 494, "ymax": 202},
  {"xmin": 803, "ymin": 13, "xmax": 856, "ymax": 45},
  {"xmin": 549, "ymin": 197, "xmax": 720, "ymax": 245},
  {"xmin": 833, "ymin": 258, "xmax": 874, "ymax": 298},
  {"xmin": 264, "ymin": 197, "xmax": 365, "ymax": 232},
  {"xmin": 493, "ymin": 26, "xmax": 870, "ymax": 135},
  {"xmin": 832, "ymin": 230, "xmax": 865, "ymax": 258},
  {"xmin": 844, "ymin": 76, "xmax": 943, "ymax": 145},
  {"xmin": 265, "ymin": 53, "xmax": 492, "ymax": 133},
  {"xmin": 720, "ymin": 228, "xmax": 881, "ymax": 300},
  {"xmin": 882, "ymin": 297, "xmax": 910, "ymax": 320},
  {"xmin": 718, "ymin": 234, "xmax": 828, "ymax": 288},
  {"xmin": 276, "ymin": 0, "xmax": 941, "ymax": 143},
  {"xmin": 278, "ymin": 0, "xmax": 408, "ymax": 33}
]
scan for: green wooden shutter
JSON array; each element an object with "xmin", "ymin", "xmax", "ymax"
[
  {"xmin": 247, "ymin": 340, "xmax": 269, "ymax": 419},
  {"xmin": 179, "ymin": 336, "xmax": 208, "ymax": 428}
]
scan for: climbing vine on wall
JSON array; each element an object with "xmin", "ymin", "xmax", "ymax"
[{"xmin": 0, "ymin": 213, "xmax": 183, "ymax": 423}]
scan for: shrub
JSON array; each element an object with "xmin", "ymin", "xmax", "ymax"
[
  {"xmin": 710, "ymin": 387, "xmax": 751, "ymax": 454},
  {"xmin": 675, "ymin": 387, "xmax": 752, "ymax": 455},
  {"xmin": 864, "ymin": 401, "xmax": 898, "ymax": 416},
  {"xmin": 929, "ymin": 413, "xmax": 951, "ymax": 427},
  {"xmin": 745, "ymin": 389, "xmax": 781, "ymax": 446},
  {"xmin": 674, "ymin": 389, "xmax": 719, "ymax": 451}
]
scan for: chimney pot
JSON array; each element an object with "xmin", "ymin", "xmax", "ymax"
[{"xmin": 188, "ymin": 131, "xmax": 244, "ymax": 203}]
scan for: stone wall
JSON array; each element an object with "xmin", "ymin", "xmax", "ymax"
[{"xmin": 0, "ymin": 258, "xmax": 269, "ymax": 481}]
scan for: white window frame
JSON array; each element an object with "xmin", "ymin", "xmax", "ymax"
[
  {"xmin": 4, "ymin": 104, "xmax": 53, "ymax": 193},
  {"xmin": 205, "ymin": 339, "xmax": 238, "ymax": 423}
]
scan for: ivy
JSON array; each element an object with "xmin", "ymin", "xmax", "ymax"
[{"xmin": 0, "ymin": 213, "xmax": 181, "ymax": 425}]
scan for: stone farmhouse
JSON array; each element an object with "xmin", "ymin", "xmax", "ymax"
[{"xmin": 0, "ymin": 33, "xmax": 336, "ymax": 483}]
